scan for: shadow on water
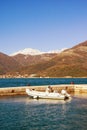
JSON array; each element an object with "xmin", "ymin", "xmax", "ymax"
[
  {"xmin": 74, "ymin": 93, "xmax": 87, "ymax": 99},
  {"xmin": 25, "ymin": 97, "xmax": 72, "ymax": 105}
]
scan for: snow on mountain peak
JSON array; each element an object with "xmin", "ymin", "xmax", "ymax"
[
  {"xmin": 10, "ymin": 48, "xmax": 45, "ymax": 56},
  {"xmin": 10, "ymin": 48, "xmax": 67, "ymax": 56},
  {"xmin": 47, "ymin": 48, "xmax": 67, "ymax": 53}
]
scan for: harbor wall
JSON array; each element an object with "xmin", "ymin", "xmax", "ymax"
[{"xmin": 0, "ymin": 84, "xmax": 87, "ymax": 96}]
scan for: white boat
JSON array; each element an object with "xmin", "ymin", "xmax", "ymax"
[{"xmin": 26, "ymin": 88, "xmax": 70, "ymax": 100}]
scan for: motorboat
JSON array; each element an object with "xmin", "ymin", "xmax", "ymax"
[{"xmin": 26, "ymin": 88, "xmax": 70, "ymax": 100}]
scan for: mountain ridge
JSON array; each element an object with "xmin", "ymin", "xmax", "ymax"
[
  {"xmin": 16, "ymin": 40, "xmax": 87, "ymax": 77},
  {"xmin": 10, "ymin": 48, "xmax": 67, "ymax": 56},
  {"xmin": 0, "ymin": 40, "xmax": 87, "ymax": 77}
]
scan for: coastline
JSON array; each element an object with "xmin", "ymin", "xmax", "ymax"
[{"xmin": 0, "ymin": 76, "xmax": 87, "ymax": 78}]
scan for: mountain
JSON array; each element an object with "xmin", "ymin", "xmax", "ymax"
[
  {"xmin": 0, "ymin": 40, "xmax": 87, "ymax": 77},
  {"xmin": 10, "ymin": 48, "xmax": 44, "ymax": 56},
  {"xmin": 12, "ymin": 53, "xmax": 57, "ymax": 66},
  {"xmin": 0, "ymin": 48, "xmax": 65, "ymax": 76},
  {"xmin": 16, "ymin": 41, "xmax": 87, "ymax": 77},
  {"xmin": 38, "ymin": 40, "xmax": 87, "ymax": 77},
  {"xmin": 10, "ymin": 48, "xmax": 67, "ymax": 56},
  {"xmin": 0, "ymin": 52, "xmax": 21, "ymax": 74},
  {"xmin": 11, "ymin": 48, "xmax": 66, "ymax": 66}
]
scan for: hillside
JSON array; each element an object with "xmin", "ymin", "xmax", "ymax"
[
  {"xmin": 0, "ymin": 52, "xmax": 21, "ymax": 74},
  {"xmin": 0, "ymin": 40, "xmax": 87, "ymax": 77},
  {"xmin": 39, "ymin": 41, "xmax": 87, "ymax": 77},
  {"xmin": 17, "ymin": 41, "xmax": 87, "ymax": 77},
  {"xmin": 12, "ymin": 53, "xmax": 57, "ymax": 66}
]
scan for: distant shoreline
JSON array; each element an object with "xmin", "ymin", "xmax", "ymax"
[{"xmin": 0, "ymin": 77, "xmax": 87, "ymax": 79}]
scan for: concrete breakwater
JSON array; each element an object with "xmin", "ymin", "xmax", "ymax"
[{"xmin": 0, "ymin": 84, "xmax": 87, "ymax": 96}]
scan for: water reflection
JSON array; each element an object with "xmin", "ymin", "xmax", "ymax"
[
  {"xmin": 0, "ymin": 96, "xmax": 72, "ymax": 105},
  {"xmin": 25, "ymin": 97, "xmax": 72, "ymax": 105},
  {"xmin": 74, "ymin": 93, "xmax": 87, "ymax": 99}
]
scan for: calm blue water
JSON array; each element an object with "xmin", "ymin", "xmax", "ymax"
[
  {"xmin": 0, "ymin": 78, "xmax": 87, "ymax": 88},
  {"xmin": 0, "ymin": 95, "xmax": 87, "ymax": 130},
  {"xmin": 0, "ymin": 78, "xmax": 87, "ymax": 130}
]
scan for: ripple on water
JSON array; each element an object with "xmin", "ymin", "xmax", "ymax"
[{"xmin": 0, "ymin": 96, "xmax": 87, "ymax": 130}]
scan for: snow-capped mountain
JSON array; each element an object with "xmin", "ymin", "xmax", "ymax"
[
  {"xmin": 10, "ymin": 48, "xmax": 44, "ymax": 56},
  {"xmin": 48, "ymin": 48, "xmax": 67, "ymax": 53},
  {"xmin": 10, "ymin": 48, "xmax": 67, "ymax": 56}
]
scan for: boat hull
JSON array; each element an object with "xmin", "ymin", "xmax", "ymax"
[{"xmin": 26, "ymin": 89, "xmax": 70, "ymax": 100}]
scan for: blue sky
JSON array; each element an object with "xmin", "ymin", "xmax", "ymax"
[{"xmin": 0, "ymin": 0, "xmax": 87, "ymax": 55}]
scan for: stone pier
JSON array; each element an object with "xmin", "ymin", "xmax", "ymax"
[{"xmin": 0, "ymin": 84, "xmax": 87, "ymax": 96}]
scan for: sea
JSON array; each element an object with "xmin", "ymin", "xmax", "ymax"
[
  {"xmin": 0, "ymin": 78, "xmax": 87, "ymax": 130},
  {"xmin": 0, "ymin": 77, "xmax": 87, "ymax": 88}
]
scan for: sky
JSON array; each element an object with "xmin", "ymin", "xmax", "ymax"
[{"xmin": 0, "ymin": 0, "xmax": 87, "ymax": 55}]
